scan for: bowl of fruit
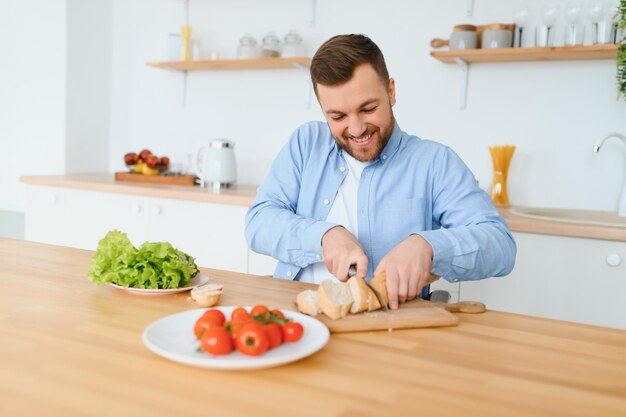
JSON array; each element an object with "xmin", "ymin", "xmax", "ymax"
[{"xmin": 124, "ymin": 149, "xmax": 170, "ymax": 176}]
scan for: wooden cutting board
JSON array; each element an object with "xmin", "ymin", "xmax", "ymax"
[
  {"xmin": 114, "ymin": 172, "xmax": 197, "ymax": 186},
  {"xmin": 315, "ymin": 301, "xmax": 460, "ymax": 333}
]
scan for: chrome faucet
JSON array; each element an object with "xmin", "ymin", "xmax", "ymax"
[{"xmin": 593, "ymin": 133, "xmax": 626, "ymax": 216}]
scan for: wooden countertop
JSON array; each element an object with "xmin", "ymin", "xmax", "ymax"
[
  {"xmin": 2, "ymin": 238, "xmax": 626, "ymax": 417},
  {"xmin": 21, "ymin": 174, "xmax": 626, "ymax": 241},
  {"xmin": 21, "ymin": 174, "xmax": 258, "ymax": 206}
]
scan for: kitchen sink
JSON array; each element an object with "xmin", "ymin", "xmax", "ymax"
[{"xmin": 509, "ymin": 206, "xmax": 626, "ymax": 228}]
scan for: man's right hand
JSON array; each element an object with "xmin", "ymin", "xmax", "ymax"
[{"xmin": 321, "ymin": 226, "xmax": 368, "ymax": 282}]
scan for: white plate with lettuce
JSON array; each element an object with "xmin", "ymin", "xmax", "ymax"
[
  {"xmin": 110, "ymin": 272, "xmax": 209, "ymax": 295},
  {"xmin": 88, "ymin": 230, "xmax": 202, "ymax": 295}
]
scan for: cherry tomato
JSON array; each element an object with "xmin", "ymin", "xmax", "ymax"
[
  {"xmin": 282, "ymin": 322, "xmax": 304, "ymax": 343},
  {"xmin": 200, "ymin": 327, "xmax": 234, "ymax": 355},
  {"xmin": 270, "ymin": 309, "xmax": 285, "ymax": 319},
  {"xmin": 194, "ymin": 315, "xmax": 222, "ymax": 339},
  {"xmin": 236, "ymin": 323, "xmax": 270, "ymax": 356},
  {"xmin": 202, "ymin": 309, "xmax": 226, "ymax": 326},
  {"xmin": 251, "ymin": 304, "xmax": 269, "ymax": 318},
  {"xmin": 264, "ymin": 322, "xmax": 283, "ymax": 349},
  {"xmin": 231, "ymin": 307, "xmax": 250, "ymax": 321},
  {"xmin": 224, "ymin": 315, "xmax": 251, "ymax": 337}
]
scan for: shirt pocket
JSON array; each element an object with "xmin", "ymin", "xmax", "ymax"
[{"xmin": 379, "ymin": 198, "xmax": 429, "ymax": 241}]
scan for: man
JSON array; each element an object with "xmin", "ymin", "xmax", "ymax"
[{"xmin": 245, "ymin": 34, "xmax": 516, "ymax": 309}]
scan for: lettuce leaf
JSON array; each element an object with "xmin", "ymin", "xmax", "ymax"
[{"xmin": 87, "ymin": 230, "xmax": 199, "ymax": 289}]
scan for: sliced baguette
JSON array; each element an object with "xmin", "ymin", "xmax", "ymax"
[
  {"xmin": 296, "ymin": 289, "xmax": 320, "ymax": 316},
  {"xmin": 347, "ymin": 276, "xmax": 369, "ymax": 314},
  {"xmin": 191, "ymin": 283, "xmax": 224, "ymax": 307},
  {"xmin": 369, "ymin": 273, "xmax": 389, "ymax": 309},
  {"xmin": 318, "ymin": 279, "xmax": 353, "ymax": 320}
]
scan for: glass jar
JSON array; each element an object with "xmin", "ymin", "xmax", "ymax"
[
  {"xmin": 261, "ymin": 31, "xmax": 281, "ymax": 57},
  {"xmin": 282, "ymin": 30, "xmax": 303, "ymax": 57},
  {"xmin": 237, "ymin": 33, "xmax": 260, "ymax": 59}
]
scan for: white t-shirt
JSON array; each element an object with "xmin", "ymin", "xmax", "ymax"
[{"xmin": 296, "ymin": 152, "xmax": 372, "ymax": 284}]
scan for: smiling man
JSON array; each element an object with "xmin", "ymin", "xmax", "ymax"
[{"xmin": 245, "ymin": 34, "xmax": 516, "ymax": 309}]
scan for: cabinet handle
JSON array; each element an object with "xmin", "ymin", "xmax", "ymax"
[
  {"xmin": 131, "ymin": 204, "xmax": 142, "ymax": 214},
  {"xmin": 606, "ymin": 254, "xmax": 622, "ymax": 267},
  {"xmin": 152, "ymin": 206, "xmax": 162, "ymax": 216}
]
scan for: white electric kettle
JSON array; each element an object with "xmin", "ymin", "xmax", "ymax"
[{"xmin": 193, "ymin": 139, "xmax": 237, "ymax": 189}]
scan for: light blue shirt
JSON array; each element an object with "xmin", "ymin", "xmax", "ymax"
[{"xmin": 245, "ymin": 120, "xmax": 516, "ymax": 283}]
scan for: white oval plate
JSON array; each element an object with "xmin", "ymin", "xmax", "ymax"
[
  {"xmin": 110, "ymin": 273, "xmax": 209, "ymax": 295},
  {"xmin": 143, "ymin": 306, "xmax": 330, "ymax": 370}
]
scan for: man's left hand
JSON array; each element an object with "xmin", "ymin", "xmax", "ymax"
[{"xmin": 373, "ymin": 234, "xmax": 433, "ymax": 310}]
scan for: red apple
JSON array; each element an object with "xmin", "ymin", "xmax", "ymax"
[
  {"xmin": 124, "ymin": 152, "xmax": 138, "ymax": 165},
  {"xmin": 146, "ymin": 155, "xmax": 160, "ymax": 168},
  {"xmin": 139, "ymin": 149, "xmax": 152, "ymax": 162},
  {"xmin": 159, "ymin": 156, "xmax": 170, "ymax": 167}
]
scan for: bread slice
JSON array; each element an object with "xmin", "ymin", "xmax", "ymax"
[
  {"xmin": 347, "ymin": 276, "xmax": 369, "ymax": 314},
  {"xmin": 317, "ymin": 279, "xmax": 353, "ymax": 320},
  {"xmin": 296, "ymin": 289, "xmax": 320, "ymax": 316},
  {"xmin": 191, "ymin": 283, "xmax": 224, "ymax": 307},
  {"xmin": 369, "ymin": 273, "xmax": 389, "ymax": 309}
]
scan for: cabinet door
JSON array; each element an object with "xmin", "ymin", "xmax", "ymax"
[
  {"xmin": 24, "ymin": 185, "xmax": 68, "ymax": 246},
  {"xmin": 460, "ymin": 232, "xmax": 626, "ymax": 329},
  {"xmin": 248, "ymin": 250, "xmax": 277, "ymax": 276},
  {"xmin": 63, "ymin": 189, "xmax": 149, "ymax": 250},
  {"xmin": 147, "ymin": 198, "xmax": 249, "ymax": 273}
]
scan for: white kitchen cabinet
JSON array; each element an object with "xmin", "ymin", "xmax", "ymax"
[
  {"xmin": 25, "ymin": 186, "xmax": 249, "ymax": 273},
  {"xmin": 63, "ymin": 188, "xmax": 149, "ymax": 250},
  {"xmin": 460, "ymin": 232, "xmax": 626, "ymax": 329},
  {"xmin": 148, "ymin": 198, "xmax": 248, "ymax": 273},
  {"xmin": 25, "ymin": 186, "xmax": 68, "ymax": 247},
  {"xmin": 248, "ymin": 250, "xmax": 277, "ymax": 276}
]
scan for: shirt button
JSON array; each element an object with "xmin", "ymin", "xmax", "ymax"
[
  {"xmin": 382, "ymin": 155, "xmax": 387, "ymax": 160},
  {"xmin": 286, "ymin": 271, "xmax": 292, "ymax": 277},
  {"xmin": 339, "ymin": 166, "xmax": 346, "ymax": 172},
  {"xmin": 323, "ymin": 198, "xmax": 330, "ymax": 205}
]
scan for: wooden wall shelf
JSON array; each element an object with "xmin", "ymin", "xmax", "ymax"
[
  {"xmin": 146, "ymin": 57, "xmax": 311, "ymax": 71},
  {"xmin": 431, "ymin": 44, "xmax": 618, "ymax": 64}
]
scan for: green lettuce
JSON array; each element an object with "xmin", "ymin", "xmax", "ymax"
[{"xmin": 88, "ymin": 230, "xmax": 198, "ymax": 289}]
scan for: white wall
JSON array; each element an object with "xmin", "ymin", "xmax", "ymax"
[
  {"xmin": 2, "ymin": 0, "xmax": 625, "ymax": 214},
  {"xmin": 108, "ymin": 0, "xmax": 626, "ymax": 212},
  {"xmin": 0, "ymin": 0, "xmax": 111, "ymax": 212},
  {"xmin": 0, "ymin": 0, "xmax": 67, "ymax": 212}
]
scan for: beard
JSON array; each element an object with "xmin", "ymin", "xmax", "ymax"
[{"xmin": 335, "ymin": 123, "xmax": 393, "ymax": 162}]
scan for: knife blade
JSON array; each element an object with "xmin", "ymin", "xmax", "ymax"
[{"xmin": 347, "ymin": 266, "xmax": 388, "ymax": 313}]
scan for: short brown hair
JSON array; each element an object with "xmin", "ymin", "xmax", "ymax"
[{"xmin": 310, "ymin": 34, "xmax": 389, "ymax": 95}]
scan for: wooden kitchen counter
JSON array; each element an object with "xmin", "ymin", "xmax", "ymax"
[
  {"xmin": 21, "ymin": 173, "xmax": 258, "ymax": 206},
  {"xmin": 21, "ymin": 174, "xmax": 626, "ymax": 242},
  {"xmin": 1, "ymin": 238, "xmax": 625, "ymax": 417}
]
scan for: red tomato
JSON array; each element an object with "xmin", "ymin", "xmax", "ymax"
[
  {"xmin": 202, "ymin": 309, "xmax": 226, "ymax": 326},
  {"xmin": 264, "ymin": 322, "xmax": 283, "ymax": 349},
  {"xmin": 200, "ymin": 327, "xmax": 234, "ymax": 355},
  {"xmin": 282, "ymin": 322, "xmax": 304, "ymax": 343},
  {"xmin": 231, "ymin": 307, "xmax": 250, "ymax": 321},
  {"xmin": 270, "ymin": 309, "xmax": 285, "ymax": 319},
  {"xmin": 194, "ymin": 315, "xmax": 222, "ymax": 339},
  {"xmin": 236, "ymin": 323, "xmax": 270, "ymax": 356},
  {"xmin": 251, "ymin": 304, "xmax": 269, "ymax": 318},
  {"xmin": 225, "ymin": 315, "xmax": 251, "ymax": 338}
]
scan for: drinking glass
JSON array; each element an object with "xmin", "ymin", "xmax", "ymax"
[
  {"xmin": 514, "ymin": 7, "xmax": 530, "ymax": 47},
  {"xmin": 564, "ymin": 0, "xmax": 584, "ymax": 46},
  {"xmin": 587, "ymin": 1, "xmax": 605, "ymax": 44},
  {"xmin": 537, "ymin": 3, "xmax": 559, "ymax": 47}
]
